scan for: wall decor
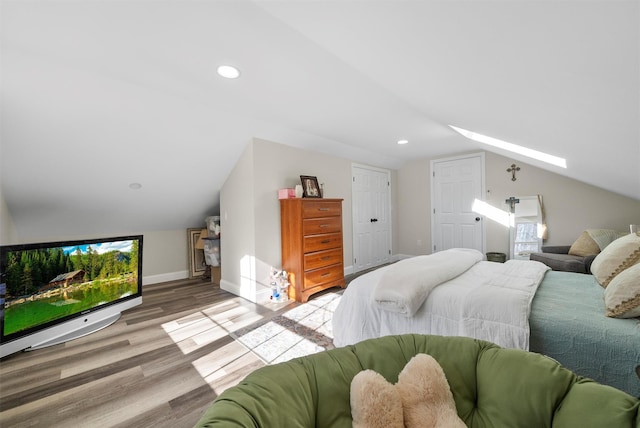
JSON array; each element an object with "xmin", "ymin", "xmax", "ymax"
[
  {"xmin": 300, "ymin": 175, "xmax": 322, "ymax": 198},
  {"xmin": 507, "ymin": 163, "xmax": 521, "ymax": 181},
  {"xmin": 187, "ymin": 228, "xmax": 207, "ymax": 278}
]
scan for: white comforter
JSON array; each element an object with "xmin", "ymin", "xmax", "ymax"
[
  {"xmin": 333, "ymin": 258, "xmax": 550, "ymax": 350},
  {"xmin": 374, "ymin": 248, "xmax": 483, "ymax": 316}
]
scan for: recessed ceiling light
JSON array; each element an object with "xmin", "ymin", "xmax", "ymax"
[
  {"xmin": 397, "ymin": 139, "xmax": 409, "ymax": 145},
  {"xmin": 129, "ymin": 183, "xmax": 142, "ymax": 190},
  {"xmin": 449, "ymin": 125, "xmax": 567, "ymax": 168},
  {"xmin": 217, "ymin": 65, "xmax": 240, "ymax": 79}
]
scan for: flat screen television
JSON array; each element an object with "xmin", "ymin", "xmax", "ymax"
[{"xmin": 0, "ymin": 235, "xmax": 143, "ymax": 358}]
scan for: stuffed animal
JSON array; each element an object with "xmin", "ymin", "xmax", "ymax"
[
  {"xmin": 350, "ymin": 353, "xmax": 465, "ymax": 428},
  {"xmin": 350, "ymin": 369, "xmax": 404, "ymax": 428}
]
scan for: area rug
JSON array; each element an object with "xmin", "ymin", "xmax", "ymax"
[{"xmin": 230, "ymin": 291, "xmax": 342, "ymax": 364}]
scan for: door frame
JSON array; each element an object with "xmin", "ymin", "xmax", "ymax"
[
  {"xmin": 351, "ymin": 163, "xmax": 393, "ymax": 274},
  {"xmin": 430, "ymin": 152, "xmax": 486, "ymax": 254}
]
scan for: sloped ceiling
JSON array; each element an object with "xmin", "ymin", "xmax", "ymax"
[{"xmin": 1, "ymin": 1, "xmax": 638, "ymax": 240}]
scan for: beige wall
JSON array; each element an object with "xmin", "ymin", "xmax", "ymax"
[
  {"xmin": 396, "ymin": 156, "xmax": 433, "ymax": 256},
  {"xmin": 0, "ymin": 188, "xmax": 17, "ymax": 245},
  {"xmin": 483, "ymin": 152, "xmax": 640, "ymax": 253},
  {"xmin": 5, "ymin": 141, "xmax": 637, "ymax": 291},
  {"xmin": 141, "ymin": 229, "xmax": 189, "ymax": 284},
  {"xmin": 1, "ymin": 186, "xmax": 188, "ymax": 282},
  {"xmin": 396, "ymin": 151, "xmax": 640, "ymax": 256},
  {"xmin": 220, "ymin": 138, "xmax": 394, "ymax": 302},
  {"xmin": 219, "ymin": 141, "xmax": 259, "ymax": 301}
]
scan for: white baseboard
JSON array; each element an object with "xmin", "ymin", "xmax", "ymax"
[
  {"xmin": 393, "ymin": 253, "xmax": 414, "ymax": 261},
  {"xmin": 219, "ymin": 279, "xmax": 239, "ymax": 295},
  {"xmin": 220, "ymin": 279, "xmax": 272, "ymax": 304},
  {"xmin": 142, "ymin": 270, "xmax": 188, "ymax": 286},
  {"xmin": 343, "ymin": 264, "xmax": 354, "ymax": 276}
]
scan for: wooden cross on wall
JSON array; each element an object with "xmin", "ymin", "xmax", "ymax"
[
  {"xmin": 505, "ymin": 196, "xmax": 520, "ymax": 212},
  {"xmin": 507, "ymin": 164, "xmax": 520, "ymax": 181}
]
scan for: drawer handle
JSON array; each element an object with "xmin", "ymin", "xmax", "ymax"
[
  {"xmin": 320, "ymin": 256, "xmax": 331, "ymax": 260},
  {"xmin": 321, "ymin": 272, "xmax": 331, "ymax": 277},
  {"xmin": 318, "ymin": 208, "xmax": 329, "ymax": 211},
  {"xmin": 319, "ymin": 224, "xmax": 329, "ymax": 228},
  {"xmin": 320, "ymin": 240, "xmax": 330, "ymax": 244}
]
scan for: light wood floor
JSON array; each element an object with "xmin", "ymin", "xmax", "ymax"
[{"xmin": 0, "ymin": 277, "xmax": 299, "ymax": 428}]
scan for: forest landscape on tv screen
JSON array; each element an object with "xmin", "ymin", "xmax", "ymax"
[{"xmin": 1, "ymin": 236, "xmax": 142, "ymax": 344}]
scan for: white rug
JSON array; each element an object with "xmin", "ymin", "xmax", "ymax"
[{"xmin": 230, "ymin": 291, "xmax": 342, "ymax": 364}]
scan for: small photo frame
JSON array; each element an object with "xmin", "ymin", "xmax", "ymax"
[
  {"xmin": 300, "ymin": 175, "xmax": 321, "ymax": 198},
  {"xmin": 187, "ymin": 228, "xmax": 207, "ymax": 279}
]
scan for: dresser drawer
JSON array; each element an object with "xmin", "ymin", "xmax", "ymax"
[
  {"xmin": 303, "ymin": 264, "xmax": 343, "ymax": 289},
  {"xmin": 302, "ymin": 216, "xmax": 341, "ymax": 235},
  {"xmin": 303, "ymin": 233, "xmax": 342, "ymax": 253},
  {"xmin": 304, "ymin": 248, "xmax": 343, "ymax": 271},
  {"xmin": 302, "ymin": 201, "xmax": 342, "ymax": 219}
]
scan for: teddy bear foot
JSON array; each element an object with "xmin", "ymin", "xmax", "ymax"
[
  {"xmin": 396, "ymin": 354, "xmax": 466, "ymax": 428},
  {"xmin": 350, "ymin": 369, "xmax": 404, "ymax": 428}
]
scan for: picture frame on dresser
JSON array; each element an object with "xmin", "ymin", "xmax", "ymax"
[{"xmin": 300, "ymin": 175, "xmax": 321, "ymax": 198}]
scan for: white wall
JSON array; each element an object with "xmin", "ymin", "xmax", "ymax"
[{"xmin": 396, "ymin": 151, "xmax": 640, "ymax": 256}]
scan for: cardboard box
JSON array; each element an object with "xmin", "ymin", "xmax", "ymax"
[{"xmin": 278, "ymin": 188, "xmax": 296, "ymax": 199}]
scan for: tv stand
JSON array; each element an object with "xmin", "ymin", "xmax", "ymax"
[{"xmin": 27, "ymin": 313, "xmax": 121, "ymax": 351}]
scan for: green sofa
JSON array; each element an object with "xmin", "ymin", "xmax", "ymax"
[{"xmin": 195, "ymin": 335, "xmax": 640, "ymax": 427}]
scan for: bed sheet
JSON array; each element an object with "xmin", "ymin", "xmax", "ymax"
[
  {"xmin": 529, "ymin": 271, "xmax": 640, "ymax": 397},
  {"xmin": 333, "ymin": 265, "xmax": 640, "ymax": 396}
]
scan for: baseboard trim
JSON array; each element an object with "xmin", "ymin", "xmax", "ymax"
[
  {"xmin": 393, "ymin": 253, "xmax": 414, "ymax": 261},
  {"xmin": 343, "ymin": 264, "xmax": 354, "ymax": 276},
  {"xmin": 220, "ymin": 279, "xmax": 272, "ymax": 304},
  {"xmin": 143, "ymin": 270, "xmax": 188, "ymax": 286}
]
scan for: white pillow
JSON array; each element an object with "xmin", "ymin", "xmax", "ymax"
[
  {"xmin": 604, "ymin": 263, "xmax": 640, "ymax": 318},
  {"xmin": 591, "ymin": 232, "xmax": 640, "ymax": 288}
]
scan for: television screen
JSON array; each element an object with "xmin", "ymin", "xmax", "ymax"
[{"xmin": 0, "ymin": 235, "xmax": 142, "ymax": 357}]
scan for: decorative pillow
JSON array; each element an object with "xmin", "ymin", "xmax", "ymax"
[
  {"xmin": 591, "ymin": 232, "xmax": 640, "ymax": 288},
  {"xmin": 350, "ymin": 370, "xmax": 403, "ymax": 428},
  {"xmin": 604, "ymin": 263, "xmax": 640, "ymax": 318},
  {"xmin": 568, "ymin": 231, "xmax": 601, "ymax": 257},
  {"xmin": 396, "ymin": 354, "xmax": 466, "ymax": 428}
]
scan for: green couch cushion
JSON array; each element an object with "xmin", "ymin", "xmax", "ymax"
[{"xmin": 195, "ymin": 335, "xmax": 640, "ymax": 428}]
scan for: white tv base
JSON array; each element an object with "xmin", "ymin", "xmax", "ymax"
[{"xmin": 0, "ymin": 297, "xmax": 141, "ymax": 359}]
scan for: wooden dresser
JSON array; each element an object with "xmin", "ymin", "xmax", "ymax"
[{"xmin": 280, "ymin": 198, "xmax": 345, "ymax": 303}]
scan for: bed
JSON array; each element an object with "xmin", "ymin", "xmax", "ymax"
[{"xmin": 332, "ymin": 251, "xmax": 640, "ymax": 397}]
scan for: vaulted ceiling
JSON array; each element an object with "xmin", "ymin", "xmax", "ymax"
[{"xmin": 2, "ymin": 1, "xmax": 638, "ymax": 239}]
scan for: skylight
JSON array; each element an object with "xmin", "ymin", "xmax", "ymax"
[{"xmin": 449, "ymin": 125, "xmax": 567, "ymax": 168}]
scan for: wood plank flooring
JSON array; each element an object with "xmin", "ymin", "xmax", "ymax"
[{"xmin": 0, "ymin": 278, "xmax": 298, "ymax": 428}]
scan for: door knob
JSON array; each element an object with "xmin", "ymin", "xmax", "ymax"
[
  {"xmin": 370, "ymin": 218, "xmax": 378, "ymax": 223},
  {"xmin": 475, "ymin": 217, "xmax": 481, "ymax": 222}
]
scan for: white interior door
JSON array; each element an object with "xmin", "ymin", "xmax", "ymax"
[
  {"xmin": 352, "ymin": 165, "xmax": 391, "ymax": 273},
  {"xmin": 431, "ymin": 153, "xmax": 485, "ymax": 253}
]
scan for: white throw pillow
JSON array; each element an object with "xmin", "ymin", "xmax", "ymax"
[
  {"xmin": 591, "ymin": 232, "xmax": 640, "ymax": 288},
  {"xmin": 604, "ymin": 263, "xmax": 640, "ymax": 318}
]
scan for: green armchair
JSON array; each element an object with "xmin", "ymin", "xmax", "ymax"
[{"xmin": 195, "ymin": 335, "xmax": 640, "ymax": 427}]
